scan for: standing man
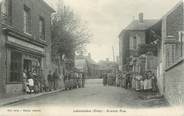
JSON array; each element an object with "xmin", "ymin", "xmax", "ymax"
[
  {"xmin": 47, "ymin": 70, "xmax": 52, "ymax": 91},
  {"xmin": 103, "ymin": 73, "xmax": 107, "ymax": 86},
  {"xmin": 53, "ymin": 69, "xmax": 59, "ymax": 90},
  {"xmin": 82, "ymin": 73, "xmax": 85, "ymax": 88}
]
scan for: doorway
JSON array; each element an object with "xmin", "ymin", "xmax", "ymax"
[{"xmin": 23, "ymin": 59, "xmax": 32, "ymax": 73}]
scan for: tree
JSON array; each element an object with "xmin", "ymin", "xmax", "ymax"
[
  {"xmin": 138, "ymin": 43, "xmax": 158, "ymax": 56},
  {"xmin": 51, "ymin": 3, "xmax": 90, "ymax": 63}
]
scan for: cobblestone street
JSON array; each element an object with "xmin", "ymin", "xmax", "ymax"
[{"xmin": 6, "ymin": 79, "xmax": 168, "ymax": 108}]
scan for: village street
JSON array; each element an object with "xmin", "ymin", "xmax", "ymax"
[{"xmin": 6, "ymin": 79, "xmax": 168, "ymax": 108}]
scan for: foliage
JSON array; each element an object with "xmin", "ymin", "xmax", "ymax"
[
  {"xmin": 51, "ymin": 5, "xmax": 90, "ymax": 63},
  {"xmin": 137, "ymin": 44, "xmax": 158, "ymax": 56}
]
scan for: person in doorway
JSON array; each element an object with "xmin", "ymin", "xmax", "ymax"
[{"xmin": 47, "ymin": 70, "xmax": 53, "ymax": 91}]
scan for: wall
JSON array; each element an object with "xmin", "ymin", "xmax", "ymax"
[
  {"xmin": 164, "ymin": 62, "xmax": 184, "ymax": 105},
  {"xmin": 0, "ymin": 23, "xmax": 6, "ymax": 98},
  {"xmin": 163, "ymin": 2, "xmax": 184, "ymax": 105}
]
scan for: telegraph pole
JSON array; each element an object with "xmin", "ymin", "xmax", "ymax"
[{"xmin": 112, "ymin": 46, "xmax": 115, "ymax": 62}]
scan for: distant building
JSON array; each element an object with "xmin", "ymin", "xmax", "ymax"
[
  {"xmin": 0, "ymin": 0, "xmax": 54, "ymax": 98},
  {"xmin": 97, "ymin": 59, "xmax": 118, "ymax": 74},
  {"xmin": 75, "ymin": 55, "xmax": 88, "ymax": 74},
  {"xmin": 74, "ymin": 53, "xmax": 100, "ymax": 79}
]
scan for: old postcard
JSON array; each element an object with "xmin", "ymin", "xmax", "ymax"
[{"xmin": 0, "ymin": 0, "xmax": 184, "ymax": 116}]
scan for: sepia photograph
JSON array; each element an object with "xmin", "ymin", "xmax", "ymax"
[{"xmin": 0, "ymin": 0, "xmax": 184, "ymax": 116}]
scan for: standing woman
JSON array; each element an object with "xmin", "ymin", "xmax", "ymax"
[
  {"xmin": 27, "ymin": 72, "xmax": 34, "ymax": 93},
  {"xmin": 143, "ymin": 72, "xmax": 149, "ymax": 92},
  {"xmin": 147, "ymin": 71, "xmax": 153, "ymax": 92},
  {"xmin": 140, "ymin": 74, "xmax": 144, "ymax": 91},
  {"xmin": 135, "ymin": 73, "xmax": 142, "ymax": 91},
  {"xmin": 151, "ymin": 72, "xmax": 158, "ymax": 92}
]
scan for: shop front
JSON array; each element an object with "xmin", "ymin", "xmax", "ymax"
[{"xmin": 4, "ymin": 29, "xmax": 46, "ymax": 96}]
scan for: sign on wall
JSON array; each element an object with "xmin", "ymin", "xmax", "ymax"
[{"xmin": 7, "ymin": 36, "xmax": 45, "ymax": 53}]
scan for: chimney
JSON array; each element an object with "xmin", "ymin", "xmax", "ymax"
[{"xmin": 138, "ymin": 12, "xmax": 144, "ymax": 23}]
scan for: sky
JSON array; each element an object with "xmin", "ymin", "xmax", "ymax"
[{"xmin": 45, "ymin": 0, "xmax": 180, "ymax": 62}]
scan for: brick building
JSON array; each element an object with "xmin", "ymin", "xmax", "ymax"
[{"xmin": 0, "ymin": 0, "xmax": 54, "ymax": 98}]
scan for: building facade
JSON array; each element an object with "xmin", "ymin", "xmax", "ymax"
[
  {"xmin": 119, "ymin": 13, "xmax": 158, "ymax": 72},
  {"xmin": 0, "ymin": 0, "xmax": 54, "ymax": 98},
  {"xmin": 160, "ymin": 1, "xmax": 184, "ymax": 105},
  {"xmin": 119, "ymin": 0, "xmax": 184, "ymax": 105}
]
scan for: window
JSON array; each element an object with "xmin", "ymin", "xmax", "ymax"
[
  {"xmin": 165, "ymin": 32, "xmax": 184, "ymax": 68},
  {"xmin": 9, "ymin": 51, "xmax": 22, "ymax": 83},
  {"xmin": 133, "ymin": 36, "xmax": 137, "ymax": 49},
  {"xmin": 0, "ymin": 0, "xmax": 7, "ymax": 15},
  {"xmin": 23, "ymin": 6, "xmax": 31, "ymax": 34},
  {"xmin": 130, "ymin": 36, "xmax": 138, "ymax": 50},
  {"xmin": 39, "ymin": 17, "xmax": 45, "ymax": 40},
  {"xmin": 0, "ymin": 0, "xmax": 12, "ymax": 24},
  {"xmin": 166, "ymin": 44, "xmax": 176, "ymax": 67},
  {"xmin": 129, "ymin": 37, "xmax": 133, "ymax": 49},
  {"xmin": 178, "ymin": 31, "xmax": 184, "ymax": 57}
]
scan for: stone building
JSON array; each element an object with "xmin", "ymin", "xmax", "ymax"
[
  {"xmin": 0, "ymin": 0, "xmax": 54, "ymax": 98},
  {"xmin": 119, "ymin": 13, "xmax": 158, "ymax": 71}
]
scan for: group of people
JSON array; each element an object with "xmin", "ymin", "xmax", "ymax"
[
  {"xmin": 131, "ymin": 71, "xmax": 158, "ymax": 92},
  {"xmin": 23, "ymin": 69, "xmax": 45, "ymax": 94},
  {"xmin": 47, "ymin": 70, "xmax": 60, "ymax": 91},
  {"xmin": 64, "ymin": 72, "xmax": 85, "ymax": 89},
  {"xmin": 23, "ymin": 69, "xmax": 60, "ymax": 94},
  {"xmin": 102, "ymin": 71, "xmax": 116, "ymax": 86},
  {"xmin": 102, "ymin": 70, "xmax": 158, "ymax": 93}
]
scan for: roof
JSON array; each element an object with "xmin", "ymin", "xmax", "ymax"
[
  {"xmin": 125, "ymin": 19, "xmax": 158, "ymax": 31},
  {"xmin": 41, "ymin": 0, "xmax": 55, "ymax": 13}
]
